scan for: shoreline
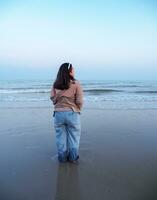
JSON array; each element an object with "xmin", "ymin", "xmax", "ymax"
[{"xmin": 1, "ymin": 102, "xmax": 157, "ymax": 110}]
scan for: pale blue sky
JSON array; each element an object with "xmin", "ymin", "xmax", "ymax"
[{"xmin": 0, "ymin": 0, "xmax": 157, "ymax": 80}]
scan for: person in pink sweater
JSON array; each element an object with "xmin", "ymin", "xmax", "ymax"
[{"xmin": 50, "ymin": 63, "xmax": 84, "ymax": 164}]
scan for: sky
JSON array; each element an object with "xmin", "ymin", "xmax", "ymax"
[{"xmin": 0, "ymin": 0, "xmax": 157, "ymax": 80}]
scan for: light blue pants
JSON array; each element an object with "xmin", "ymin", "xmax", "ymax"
[{"xmin": 53, "ymin": 111, "xmax": 81, "ymax": 162}]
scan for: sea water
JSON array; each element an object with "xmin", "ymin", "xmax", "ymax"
[{"xmin": 0, "ymin": 79, "xmax": 157, "ymax": 109}]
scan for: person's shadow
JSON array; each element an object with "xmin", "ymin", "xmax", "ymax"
[{"xmin": 54, "ymin": 162, "xmax": 81, "ymax": 200}]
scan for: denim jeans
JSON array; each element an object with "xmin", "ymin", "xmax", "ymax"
[{"xmin": 53, "ymin": 111, "xmax": 81, "ymax": 162}]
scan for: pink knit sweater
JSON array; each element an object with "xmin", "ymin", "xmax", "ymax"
[{"xmin": 50, "ymin": 80, "xmax": 84, "ymax": 112}]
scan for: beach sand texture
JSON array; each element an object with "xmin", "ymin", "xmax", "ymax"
[{"xmin": 1, "ymin": 107, "xmax": 157, "ymax": 200}]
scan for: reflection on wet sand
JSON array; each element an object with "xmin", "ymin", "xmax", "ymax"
[{"xmin": 54, "ymin": 163, "xmax": 81, "ymax": 200}]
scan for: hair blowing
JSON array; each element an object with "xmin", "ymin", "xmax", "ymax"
[{"xmin": 53, "ymin": 63, "xmax": 76, "ymax": 90}]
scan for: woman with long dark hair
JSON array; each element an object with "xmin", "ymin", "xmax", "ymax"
[{"xmin": 50, "ymin": 63, "xmax": 84, "ymax": 164}]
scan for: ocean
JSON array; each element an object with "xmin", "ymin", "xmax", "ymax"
[{"xmin": 0, "ymin": 79, "xmax": 157, "ymax": 109}]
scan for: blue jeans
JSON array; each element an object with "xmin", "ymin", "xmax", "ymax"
[{"xmin": 53, "ymin": 111, "xmax": 81, "ymax": 162}]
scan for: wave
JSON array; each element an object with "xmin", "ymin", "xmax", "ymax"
[
  {"xmin": 134, "ymin": 91, "xmax": 157, "ymax": 94},
  {"xmin": 108, "ymin": 85, "xmax": 139, "ymax": 88},
  {"xmin": 0, "ymin": 89, "xmax": 50, "ymax": 94},
  {"xmin": 1, "ymin": 88, "xmax": 157, "ymax": 95},
  {"xmin": 84, "ymin": 89, "xmax": 123, "ymax": 93},
  {"xmin": 0, "ymin": 87, "xmax": 48, "ymax": 90},
  {"xmin": 82, "ymin": 83, "xmax": 143, "ymax": 87}
]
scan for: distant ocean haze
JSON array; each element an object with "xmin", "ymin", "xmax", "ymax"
[{"xmin": 0, "ymin": 80, "xmax": 157, "ymax": 109}]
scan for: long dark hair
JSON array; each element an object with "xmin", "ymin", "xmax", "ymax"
[{"xmin": 53, "ymin": 63, "xmax": 76, "ymax": 90}]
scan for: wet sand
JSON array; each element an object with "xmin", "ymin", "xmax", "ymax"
[{"xmin": 1, "ymin": 107, "xmax": 157, "ymax": 200}]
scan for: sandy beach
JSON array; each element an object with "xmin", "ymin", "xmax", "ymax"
[{"xmin": 1, "ymin": 107, "xmax": 157, "ymax": 200}]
